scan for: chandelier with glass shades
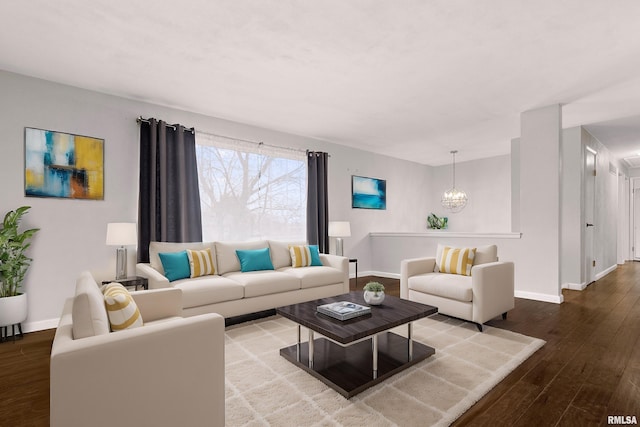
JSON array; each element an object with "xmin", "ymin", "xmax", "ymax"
[{"xmin": 441, "ymin": 150, "xmax": 468, "ymax": 213}]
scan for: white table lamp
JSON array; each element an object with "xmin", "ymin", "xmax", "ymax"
[
  {"xmin": 106, "ymin": 223, "xmax": 137, "ymax": 280},
  {"xmin": 328, "ymin": 221, "xmax": 351, "ymax": 256}
]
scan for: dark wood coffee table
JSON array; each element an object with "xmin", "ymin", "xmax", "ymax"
[{"xmin": 276, "ymin": 292, "xmax": 437, "ymax": 398}]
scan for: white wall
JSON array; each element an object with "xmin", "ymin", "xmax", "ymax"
[
  {"xmin": 517, "ymin": 105, "xmax": 562, "ymax": 301},
  {"xmin": 428, "ymin": 155, "xmax": 511, "ymax": 232},
  {"xmin": 0, "ymin": 70, "xmax": 433, "ymax": 331},
  {"xmin": 560, "ymin": 127, "xmax": 583, "ymax": 287},
  {"xmin": 582, "ymin": 128, "xmax": 619, "ymax": 277}
]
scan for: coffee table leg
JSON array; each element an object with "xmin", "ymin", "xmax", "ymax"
[
  {"xmin": 297, "ymin": 325, "xmax": 301, "ymax": 362},
  {"xmin": 308, "ymin": 330, "xmax": 314, "ymax": 368},
  {"xmin": 408, "ymin": 322, "xmax": 413, "ymax": 361},
  {"xmin": 372, "ymin": 334, "xmax": 378, "ymax": 379}
]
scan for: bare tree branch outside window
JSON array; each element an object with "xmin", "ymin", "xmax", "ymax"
[{"xmin": 195, "ymin": 138, "xmax": 306, "ymax": 242}]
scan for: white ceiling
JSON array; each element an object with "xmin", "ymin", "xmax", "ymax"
[{"xmin": 2, "ymin": 1, "xmax": 640, "ymax": 166}]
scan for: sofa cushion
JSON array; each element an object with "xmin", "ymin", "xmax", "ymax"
[
  {"xmin": 224, "ymin": 271, "xmax": 300, "ymax": 298},
  {"xmin": 439, "ymin": 246, "xmax": 476, "ymax": 276},
  {"xmin": 159, "ymin": 251, "xmax": 191, "ymax": 282},
  {"xmin": 72, "ymin": 271, "xmax": 110, "ymax": 339},
  {"xmin": 269, "ymin": 240, "xmax": 306, "ymax": 269},
  {"xmin": 172, "ymin": 276, "xmax": 245, "ymax": 308},
  {"xmin": 407, "ymin": 273, "xmax": 473, "ymax": 302},
  {"xmin": 215, "ymin": 241, "xmax": 268, "ymax": 274},
  {"xmin": 236, "ymin": 248, "xmax": 275, "ymax": 272},
  {"xmin": 102, "ymin": 283, "xmax": 144, "ymax": 331},
  {"xmin": 279, "ymin": 266, "xmax": 345, "ymax": 289},
  {"xmin": 187, "ymin": 248, "xmax": 215, "ymax": 277},
  {"xmin": 474, "ymin": 245, "xmax": 498, "ymax": 265},
  {"xmin": 289, "ymin": 245, "xmax": 322, "ymax": 268},
  {"xmin": 149, "ymin": 241, "xmax": 217, "ymax": 274}
]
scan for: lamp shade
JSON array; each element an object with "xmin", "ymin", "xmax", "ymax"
[
  {"xmin": 328, "ymin": 221, "xmax": 351, "ymax": 237},
  {"xmin": 106, "ymin": 223, "xmax": 137, "ymax": 246}
]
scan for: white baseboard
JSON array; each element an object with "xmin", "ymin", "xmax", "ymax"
[
  {"xmin": 562, "ymin": 282, "xmax": 587, "ymax": 291},
  {"xmin": 22, "ymin": 318, "xmax": 58, "ymax": 333},
  {"xmin": 595, "ymin": 264, "xmax": 617, "ymax": 281},
  {"xmin": 366, "ymin": 271, "xmax": 400, "ymax": 280},
  {"xmin": 514, "ymin": 290, "xmax": 564, "ymax": 304}
]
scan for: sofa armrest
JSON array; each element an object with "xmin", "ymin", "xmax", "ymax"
[
  {"xmin": 319, "ymin": 254, "xmax": 349, "ymax": 293},
  {"xmin": 131, "ymin": 288, "xmax": 183, "ymax": 322},
  {"xmin": 51, "ymin": 313, "xmax": 225, "ymax": 427},
  {"xmin": 136, "ymin": 263, "xmax": 171, "ymax": 289},
  {"xmin": 471, "ymin": 261, "xmax": 515, "ymax": 324},
  {"xmin": 400, "ymin": 257, "xmax": 436, "ymax": 299}
]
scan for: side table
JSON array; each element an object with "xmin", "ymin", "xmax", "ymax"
[
  {"xmin": 102, "ymin": 276, "xmax": 149, "ymax": 291},
  {"xmin": 349, "ymin": 258, "xmax": 358, "ymax": 285}
]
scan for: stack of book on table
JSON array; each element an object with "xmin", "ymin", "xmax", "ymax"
[{"xmin": 317, "ymin": 301, "xmax": 371, "ymax": 321}]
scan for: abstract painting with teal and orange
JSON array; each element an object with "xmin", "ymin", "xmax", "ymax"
[{"xmin": 25, "ymin": 128, "xmax": 104, "ymax": 200}]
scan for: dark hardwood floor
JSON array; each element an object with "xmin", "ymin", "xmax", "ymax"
[{"xmin": 2, "ymin": 265, "xmax": 639, "ymax": 426}]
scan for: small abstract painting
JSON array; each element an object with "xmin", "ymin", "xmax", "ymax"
[
  {"xmin": 24, "ymin": 128, "xmax": 104, "ymax": 200},
  {"xmin": 352, "ymin": 175, "xmax": 386, "ymax": 210}
]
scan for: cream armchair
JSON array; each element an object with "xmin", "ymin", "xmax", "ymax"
[
  {"xmin": 50, "ymin": 272, "xmax": 225, "ymax": 427},
  {"xmin": 400, "ymin": 244, "xmax": 514, "ymax": 331}
]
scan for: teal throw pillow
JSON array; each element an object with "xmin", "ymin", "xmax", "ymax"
[
  {"xmin": 308, "ymin": 245, "xmax": 323, "ymax": 266},
  {"xmin": 158, "ymin": 250, "xmax": 190, "ymax": 282},
  {"xmin": 236, "ymin": 248, "xmax": 275, "ymax": 272}
]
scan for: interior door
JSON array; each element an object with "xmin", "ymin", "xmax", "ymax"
[
  {"xmin": 634, "ymin": 179, "xmax": 640, "ymax": 260},
  {"xmin": 584, "ymin": 149, "xmax": 596, "ymax": 285}
]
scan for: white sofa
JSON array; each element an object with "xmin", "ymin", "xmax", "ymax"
[
  {"xmin": 136, "ymin": 240, "xmax": 349, "ymax": 318},
  {"xmin": 400, "ymin": 244, "xmax": 514, "ymax": 331},
  {"xmin": 50, "ymin": 272, "xmax": 225, "ymax": 427}
]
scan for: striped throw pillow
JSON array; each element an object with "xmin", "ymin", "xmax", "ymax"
[
  {"xmin": 289, "ymin": 245, "xmax": 322, "ymax": 268},
  {"xmin": 102, "ymin": 283, "xmax": 143, "ymax": 331},
  {"xmin": 289, "ymin": 245, "xmax": 313, "ymax": 268},
  {"xmin": 186, "ymin": 248, "xmax": 215, "ymax": 278},
  {"xmin": 439, "ymin": 246, "xmax": 476, "ymax": 276}
]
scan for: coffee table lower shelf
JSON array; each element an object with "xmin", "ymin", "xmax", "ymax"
[{"xmin": 279, "ymin": 331, "xmax": 435, "ymax": 398}]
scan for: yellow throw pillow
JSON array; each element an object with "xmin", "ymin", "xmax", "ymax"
[
  {"xmin": 439, "ymin": 246, "xmax": 476, "ymax": 276},
  {"xmin": 102, "ymin": 283, "xmax": 143, "ymax": 331},
  {"xmin": 186, "ymin": 248, "xmax": 215, "ymax": 278}
]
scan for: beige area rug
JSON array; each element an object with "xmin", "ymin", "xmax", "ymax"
[{"xmin": 225, "ymin": 314, "xmax": 545, "ymax": 427}]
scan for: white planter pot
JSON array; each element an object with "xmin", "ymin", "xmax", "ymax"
[
  {"xmin": 364, "ymin": 290, "xmax": 385, "ymax": 305},
  {"xmin": 0, "ymin": 293, "xmax": 28, "ymax": 327}
]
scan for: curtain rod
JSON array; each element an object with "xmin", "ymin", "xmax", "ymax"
[
  {"xmin": 136, "ymin": 116, "xmax": 195, "ymax": 134},
  {"xmin": 197, "ymin": 130, "xmax": 310, "ymax": 156},
  {"xmin": 136, "ymin": 116, "xmax": 327, "ymax": 156}
]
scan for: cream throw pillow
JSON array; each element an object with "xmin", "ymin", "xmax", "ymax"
[
  {"xmin": 439, "ymin": 246, "xmax": 476, "ymax": 276},
  {"xmin": 187, "ymin": 248, "xmax": 215, "ymax": 278},
  {"xmin": 102, "ymin": 283, "xmax": 143, "ymax": 331}
]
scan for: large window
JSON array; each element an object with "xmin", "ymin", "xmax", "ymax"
[{"xmin": 195, "ymin": 132, "xmax": 307, "ymax": 242}]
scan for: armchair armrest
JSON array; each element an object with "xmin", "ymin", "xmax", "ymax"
[
  {"xmin": 136, "ymin": 263, "xmax": 171, "ymax": 289},
  {"xmin": 470, "ymin": 261, "xmax": 515, "ymax": 324},
  {"xmin": 51, "ymin": 313, "xmax": 225, "ymax": 427},
  {"xmin": 319, "ymin": 254, "xmax": 349, "ymax": 293},
  {"xmin": 131, "ymin": 288, "xmax": 182, "ymax": 322},
  {"xmin": 400, "ymin": 257, "xmax": 436, "ymax": 299}
]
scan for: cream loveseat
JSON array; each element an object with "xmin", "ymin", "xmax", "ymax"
[
  {"xmin": 136, "ymin": 240, "xmax": 349, "ymax": 318},
  {"xmin": 400, "ymin": 244, "xmax": 514, "ymax": 331},
  {"xmin": 50, "ymin": 272, "xmax": 225, "ymax": 427}
]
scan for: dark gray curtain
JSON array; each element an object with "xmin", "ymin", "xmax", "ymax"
[
  {"xmin": 306, "ymin": 151, "xmax": 329, "ymax": 253},
  {"xmin": 138, "ymin": 119, "xmax": 202, "ymax": 262}
]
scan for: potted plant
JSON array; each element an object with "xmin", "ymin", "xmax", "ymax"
[
  {"xmin": 0, "ymin": 206, "xmax": 39, "ymax": 334},
  {"xmin": 363, "ymin": 281, "xmax": 385, "ymax": 305}
]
